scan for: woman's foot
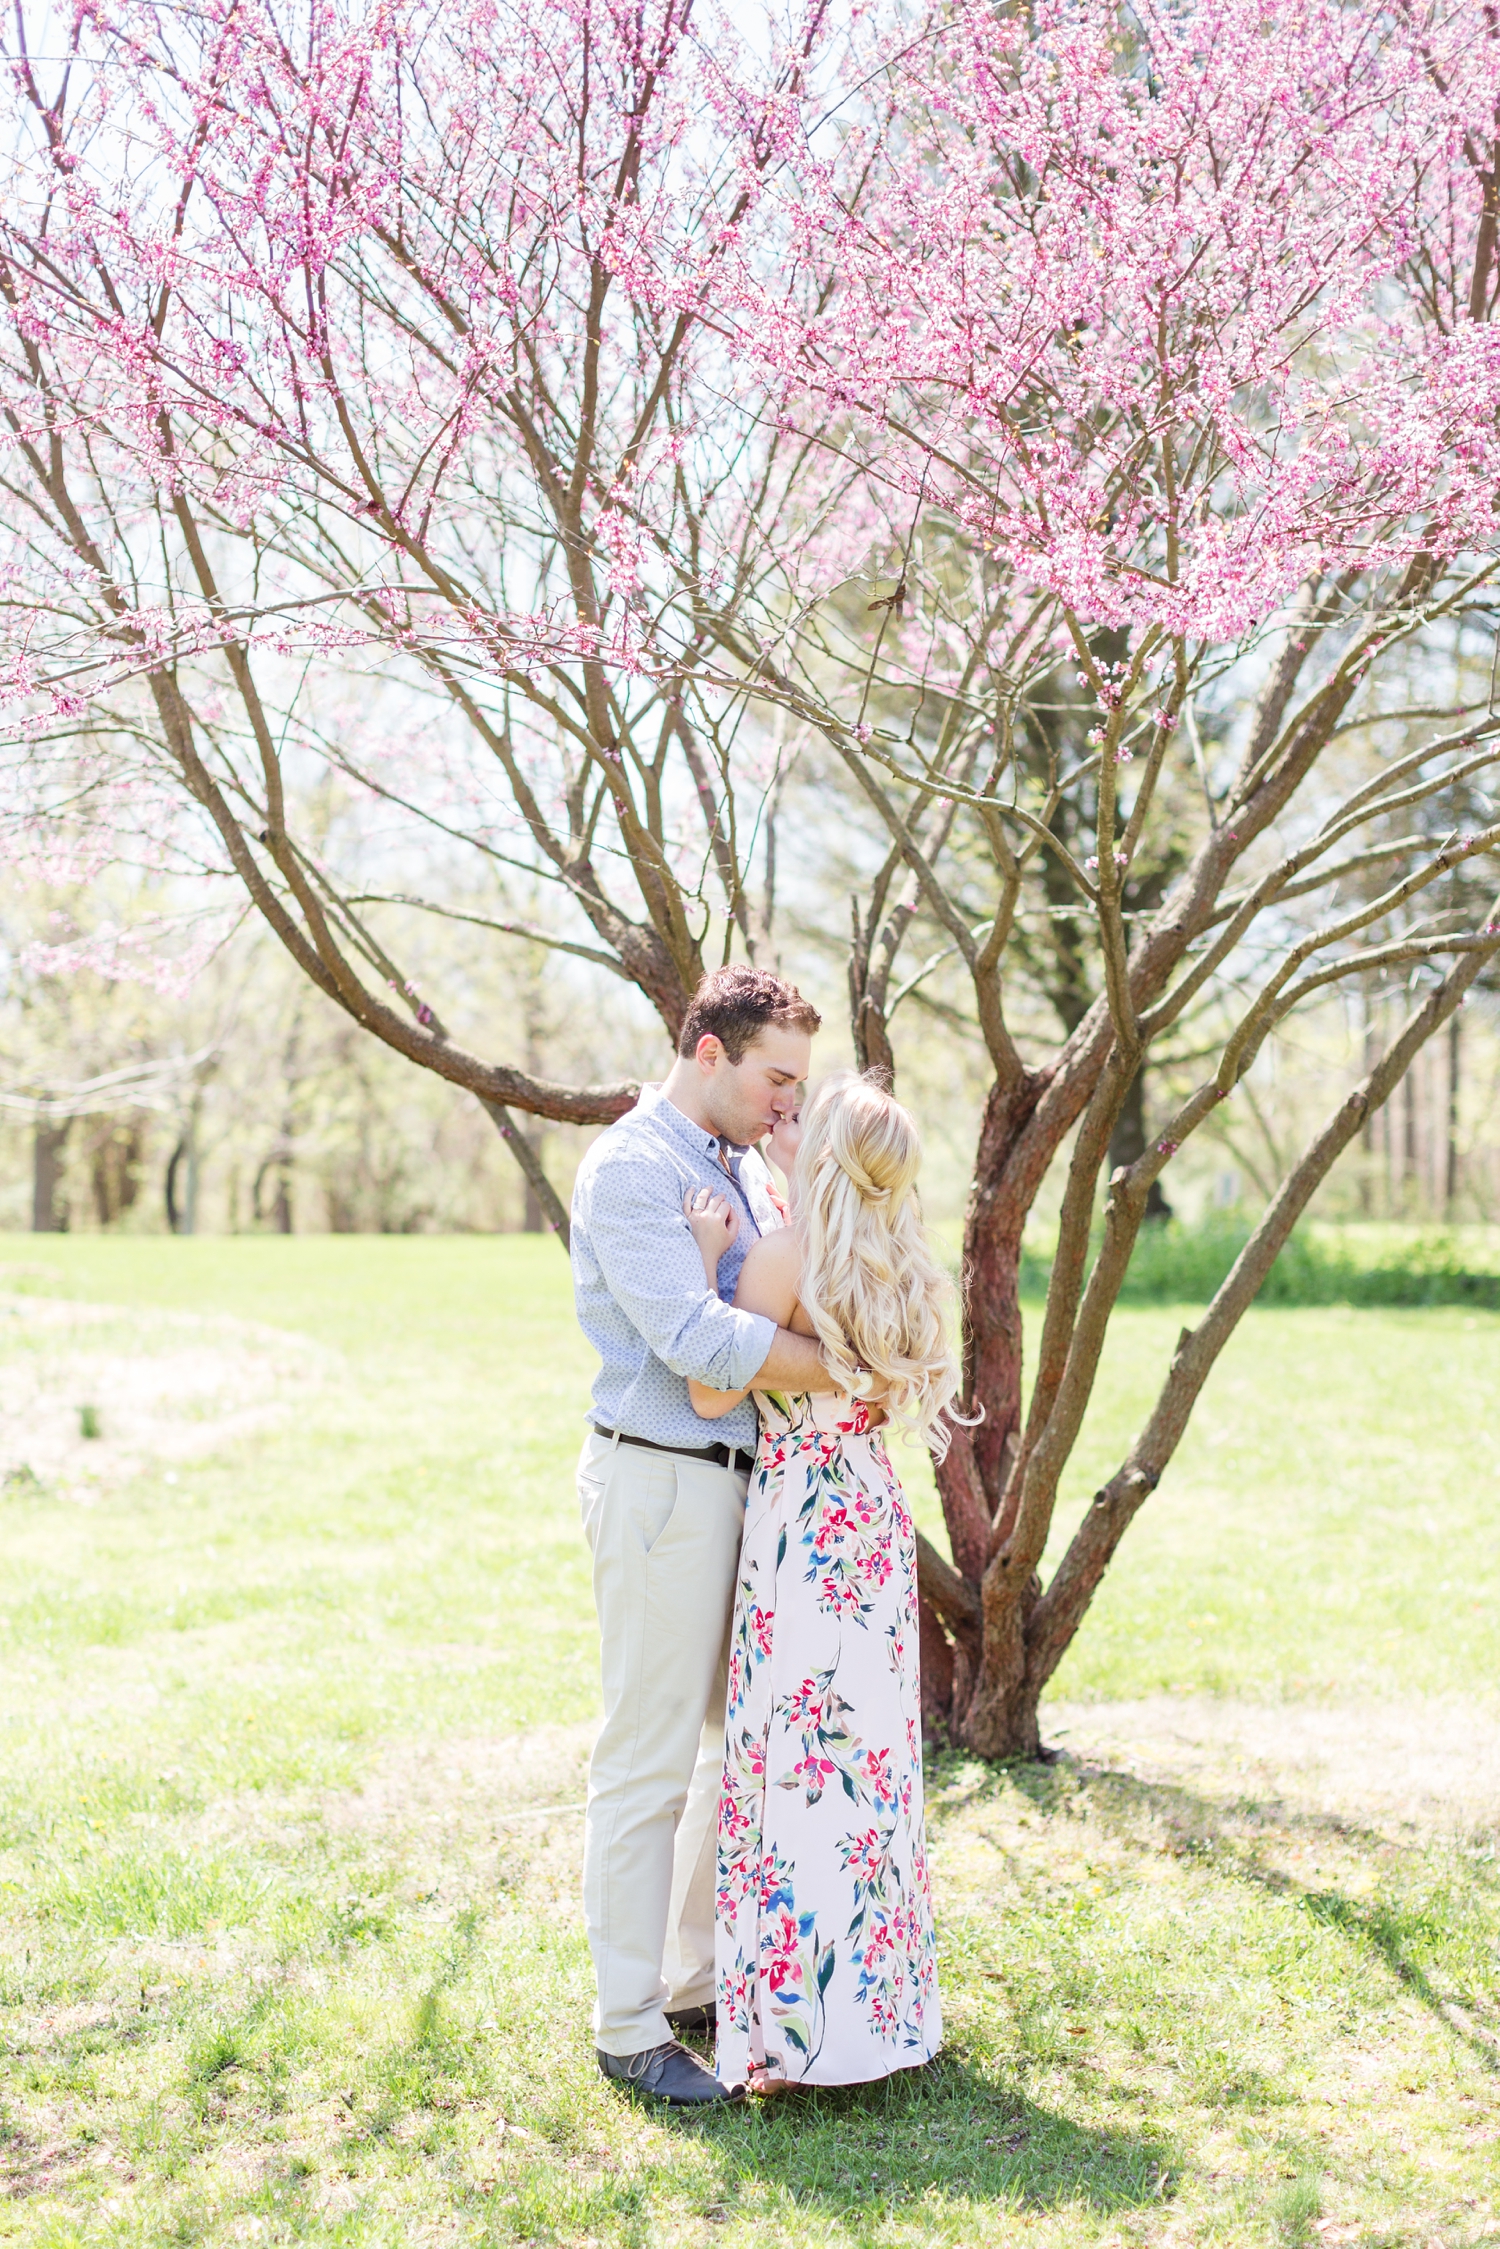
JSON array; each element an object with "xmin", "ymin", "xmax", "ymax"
[{"xmin": 747, "ymin": 2062, "xmax": 793, "ymax": 2097}]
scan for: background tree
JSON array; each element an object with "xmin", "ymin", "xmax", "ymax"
[
  {"xmin": 2, "ymin": 0, "xmax": 1498, "ymax": 1756},
  {"xmin": 724, "ymin": 0, "xmax": 1500, "ymax": 1750},
  {"xmin": 0, "ymin": 0, "xmax": 842, "ymax": 1233}
]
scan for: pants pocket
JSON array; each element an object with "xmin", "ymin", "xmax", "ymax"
[{"xmin": 633, "ymin": 1458, "xmax": 681, "ymax": 1556}]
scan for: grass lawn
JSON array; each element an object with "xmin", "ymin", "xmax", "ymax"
[{"xmin": 0, "ymin": 1233, "xmax": 1496, "ymax": 2247}]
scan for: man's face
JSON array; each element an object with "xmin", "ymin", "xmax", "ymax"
[{"xmin": 698, "ymin": 1024, "xmax": 810, "ymax": 1146}]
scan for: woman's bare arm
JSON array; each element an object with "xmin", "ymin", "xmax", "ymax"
[{"xmin": 687, "ymin": 1231, "xmax": 826, "ymax": 1419}]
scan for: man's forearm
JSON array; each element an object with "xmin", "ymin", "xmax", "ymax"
[{"xmin": 754, "ymin": 1326, "xmax": 830, "ymax": 1392}]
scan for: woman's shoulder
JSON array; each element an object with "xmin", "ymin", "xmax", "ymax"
[
  {"xmin": 742, "ymin": 1225, "xmax": 803, "ymax": 1282},
  {"xmin": 735, "ymin": 1222, "xmax": 807, "ymax": 1325}
]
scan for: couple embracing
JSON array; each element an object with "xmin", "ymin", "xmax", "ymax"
[{"xmin": 569, "ymin": 965, "xmax": 961, "ymax": 2106}]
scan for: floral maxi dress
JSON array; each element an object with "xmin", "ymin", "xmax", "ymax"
[{"xmin": 714, "ymin": 1390, "xmax": 941, "ymax": 2087}]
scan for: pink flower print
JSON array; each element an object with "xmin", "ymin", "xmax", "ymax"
[
  {"xmin": 862, "ymin": 1913, "xmax": 894, "ymax": 1969},
  {"xmin": 756, "ymin": 1850, "xmax": 786, "ymax": 1909},
  {"xmin": 785, "ymin": 1677, "xmax": 825, "ymax": 1728},
  {"xmin": 718, "ymin": 1798, "xmax": 754, "ymax": 1850},
  {"xmin": 836, "ymin": 1400, "xmax": 871, "ymax": 1437},
  {"xmin": 819, "ymin": 1572, "xmax": 863, "ymax": 1615},
  {"xmin": 860, "ymin": 1545, "xmax": 894, "ymax": 1589},
  {"xmin": 786, "ymin": 1752, "xmax": 835, "ymax": 1798},
  {"xmin": 816, "ymin": 1501, "xmax": 851, "ymax": 1545},
  {"xmin": 837, "ymin": 1826, "xmax": 884, "ymax": 1880},
  {"xmin": 763, "ymin": 1910, "xmax": 806, "ymax": 1993},
  {"xmin": 751, "ymin": 1606, "xmax": 775, "ymax": 1657},
  {"xmin": 718, "ymin": 1966, "xmax": 751, "ymax": 2029},
  {"xmin": 862, "ymin": 1746, "xmax": 895, "ymax": 1805}
]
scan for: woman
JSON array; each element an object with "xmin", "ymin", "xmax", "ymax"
[{"xmin": 683, "ymin": 1072, "xmax": 961, "ymax": 2093}]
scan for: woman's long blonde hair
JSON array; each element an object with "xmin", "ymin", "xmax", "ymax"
[{"xmin": 793, "ymin": 1072, "xmax": 962, "ymax": 1457}]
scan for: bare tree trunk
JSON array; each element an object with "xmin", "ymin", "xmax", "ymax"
[
  {"xmin": 928, "ymin": 952, "xmax": 1486, "ymax": 1761},
  {"xmin": 481, "ymin": 1101, "xmax": 571, "ymax": 1245},
  {"xmin": 272, "ymin": 1157, "xmax": 293, "ymax": 1234},
  {"xmin": 1108, "ymin": 1066, "xmax": 1172, "ymax": 1223},
  {"xmin": 1446, "ymin": 1009, "xmax": 1462, "ymax": 1216},
  {"xmin": 519, "ymin": 977, "xmax": 551, "ymax": 1233},
  {"xmin": 166, "ymin": 1138, "xmax": 187, "ymax": 1233},
  {"xmin": 165, "ymin": 1097, "xmax": 200, "ymax": 1235},
  {"xmin": 522, "ymin": 1153, "xmax": 546, "ymax": 1234},
  {"xmin": 32, "ymin": 1118, "xmax": 71, "ymax": 1232},
  {"xmin": 1359, "ymin": 987, "xmax": 1378, "ymax": 1217}
]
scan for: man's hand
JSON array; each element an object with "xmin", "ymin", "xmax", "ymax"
[{"xmin": 684, "ymin": 1186, "xmax": 739, "ymax": 1285}]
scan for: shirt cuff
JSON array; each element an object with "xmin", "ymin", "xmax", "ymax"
[{"xmin": 725, "ymin": 1310, "xmax": 777, "ymax": 1390}]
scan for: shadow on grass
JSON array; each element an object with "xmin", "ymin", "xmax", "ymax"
[
  {"xmin": 971, "ymin": 1748, "xmax": 1500, "ymax": 2078},
  {"xmin": 1299, "ymin": 1888, "xmax": 1500, "ymax": 2072},
  {"xmin": 661, "ymin": 2047, "xmax": 1175, "ymax": 2220}
]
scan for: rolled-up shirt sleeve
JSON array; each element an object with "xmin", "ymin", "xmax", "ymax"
[{"xmin": 584, "ymin": 1160, "xmax": 776, "ymax": 1390}]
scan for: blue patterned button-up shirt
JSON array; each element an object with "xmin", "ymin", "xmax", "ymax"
[{"xmin": 569, "ymin": 1084, "xmax": 780, "ymax": 1450}]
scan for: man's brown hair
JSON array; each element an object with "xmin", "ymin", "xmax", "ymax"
[{"xmin": 677, "ymin": 965, "xmax": 821, "ymax": 1064}]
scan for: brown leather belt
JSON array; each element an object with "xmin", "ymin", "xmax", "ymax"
[{"xmin": 592, "ymin": 1424, "xmax": 754, "ymax": 1475}]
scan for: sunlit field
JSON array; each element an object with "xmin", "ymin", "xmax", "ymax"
[{"xmin": 0, "ymin": 1237, "xmax": 1496, "ymax": 2247}]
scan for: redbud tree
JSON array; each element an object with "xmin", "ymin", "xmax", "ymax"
[{"xmin": 2, "ymin": 0, "xmax": 1498, "ymax": 1754}]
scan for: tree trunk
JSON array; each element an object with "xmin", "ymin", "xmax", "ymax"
[
  {"xmin": 918, "ymin": 953, "xmax": 1484, "ymax": 1763},
  {"xmin": 926, "ymin": 1081, "xmax": 1039, "ymax": 1754},
  {"xmin": 1108, "ymin": 1066, "xmax": 1171, "ymax": 1224},
  {"xmin": 165, "ymin": 1123, "xmax": 199, "ymax": 1235},
  {"xmin": 165, "ymin": 1137, "xmax": 187, "ymax": 1233},
  {"xmin": 32, "ymin": 1119, "xmax": 71, "ymax": 1232},
  {"xmin": 1446, "ymin": 1010, "xmax": 1461, "ymax": 1216},
  {"xmin": 1359, "ymin": 987, "xmax": 1378, "ymax": 1217},
  {"xmin": 252, "ymin": 1148, "xmax": 294, "ymax": 1232},
  {"xmin": 522, "ymin": 1125, "xmax": 548, "ymax": 1232}
]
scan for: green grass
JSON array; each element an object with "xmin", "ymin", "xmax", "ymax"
[
  {"xmin": 0, "ymin": 1235, "xmax": 1496, "ymax": 2247},
  {"xmin": 1022, "ymin": 1213, "xmax": 1500, "ymax": 1308}
]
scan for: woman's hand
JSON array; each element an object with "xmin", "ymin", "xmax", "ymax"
[{"xmin": 684, "ymin": 1185, "xmax": 739, "ymax": 1285}]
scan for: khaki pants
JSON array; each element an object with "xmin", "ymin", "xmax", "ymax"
[{"xmin": 577, "ymin": 1428, "xmax": 748, "ymax": 2058}]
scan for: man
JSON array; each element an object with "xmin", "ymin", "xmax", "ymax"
[{"xmin": 569, "ymin": 964, "xmax": 832, "ymax": 2106}]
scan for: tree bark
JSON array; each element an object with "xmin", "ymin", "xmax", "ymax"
[
  {"xmin": 1446, "ymin": 1010, "xmax": 1461, "ymax": 1215},
  {"xmin": 922, "ymin": 943, "xmax": 1491, "ymax": 1760},
  {"xmin": 32, "ymin": 1119, "xmax": 71, "ymax": 1233},
  {"xmin": 1108, "ymin": 1067, "xmax": 1172, "ymax": 1223},
  {"xmin": 482, "ymin": 1100, "xmax": 572, "ymax": 1244}
]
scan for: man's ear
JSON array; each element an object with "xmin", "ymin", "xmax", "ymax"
[{"xmin": 694, "ymin": 1033, "xmax": 725, "ymax": 1071}]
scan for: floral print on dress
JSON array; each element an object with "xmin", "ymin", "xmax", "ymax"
[{"xmin": 714, "ymin": 1389, "xmax": 941, "ymax": 2087}]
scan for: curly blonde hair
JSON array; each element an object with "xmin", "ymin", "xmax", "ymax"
[{"xmin": 793, "ymin": 1072, "xmax": 962, "ymax": 1457}]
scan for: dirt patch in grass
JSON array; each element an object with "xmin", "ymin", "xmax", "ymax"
[
  {"xmin": 0, "ymin": 1290, "xmax": 332, "ymax": 1492},
  {"xmin": 323, "ymin": 1721, "xmax": 596, "ymax": 1910},
  {"xmin": 332, "ymin": 1722, "xmax": 595, "ymax": 1831},
  {"xmin": 1045, "ymin": 1693, "xmax": 1500, "ymax": 1834}
]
